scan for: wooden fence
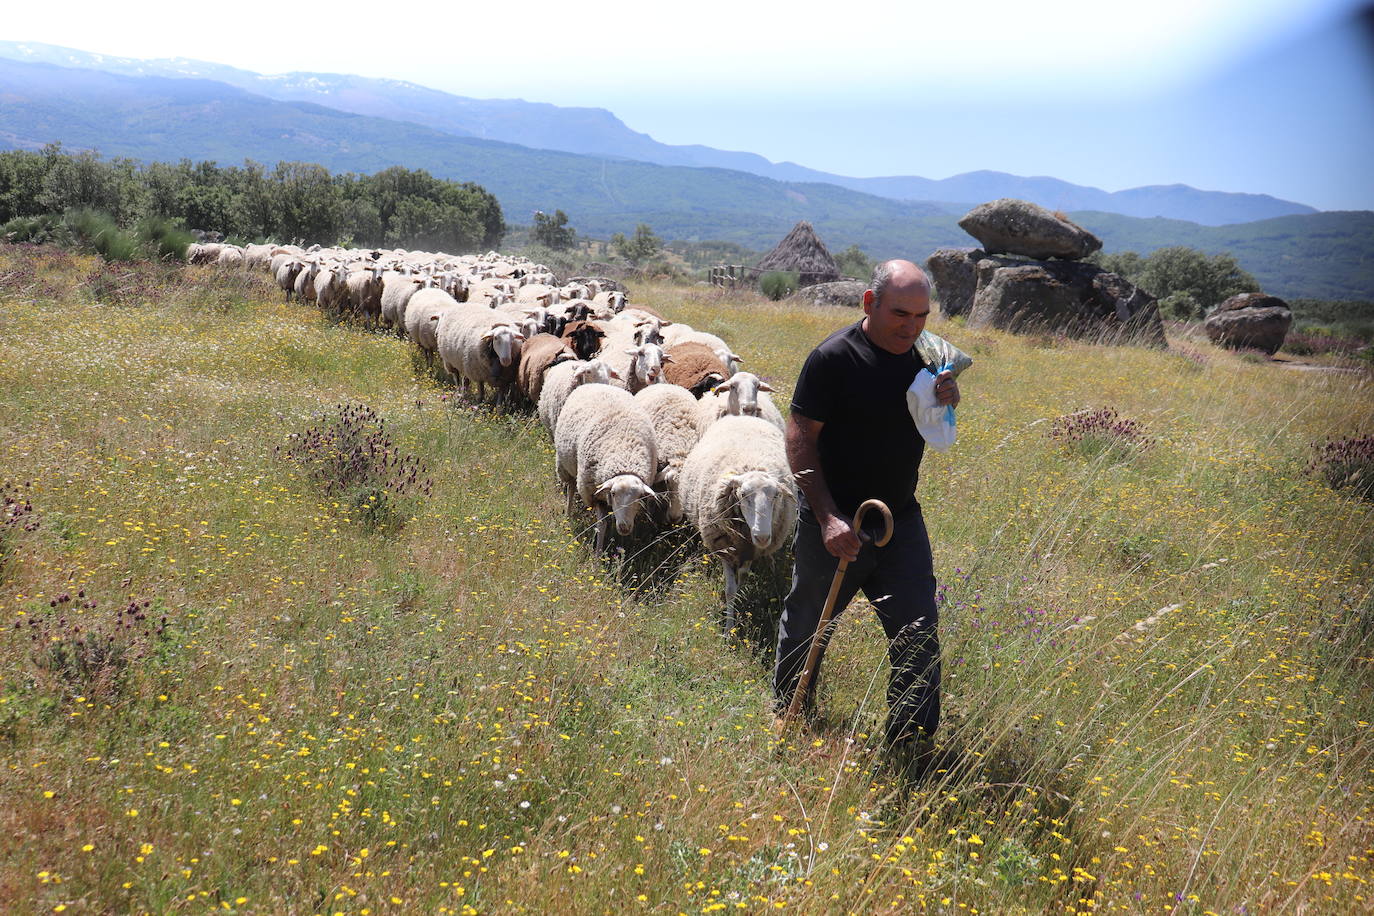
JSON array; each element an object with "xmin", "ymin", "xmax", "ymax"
[{"xmin": 708, "ymin": 264, "xmax": 764, "ymax": 289}]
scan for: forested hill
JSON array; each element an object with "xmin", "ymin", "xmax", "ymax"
[{"xmin": 0, "ymin": 57, "xmax": 1369, "ymax": 299}]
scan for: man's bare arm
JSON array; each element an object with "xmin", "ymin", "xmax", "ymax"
[{"xmin": 786, "ymin": 413, "xmax": 862, "ymax": 562}]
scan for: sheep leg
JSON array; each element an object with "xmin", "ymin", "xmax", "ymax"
[
  {"xmin": 722, "ymin": 560, "xmax": 740, "ymax": 632},
  {"xmin": 594, "ymin": 509, "xmax": 612, "ymax": 554}
]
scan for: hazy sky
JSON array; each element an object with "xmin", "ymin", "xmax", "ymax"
[{"xmin": 7, "ymin": 0, "xmax": 1373, "ymax": 209}]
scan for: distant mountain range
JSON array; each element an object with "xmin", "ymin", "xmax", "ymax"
[
  {"xmin": 0, "ymin": 40, "xmax": 1319, "ymax": 227},
  {"xmin": 0, "ymin": 51, "xmax": 1369, "ymax": 300}
]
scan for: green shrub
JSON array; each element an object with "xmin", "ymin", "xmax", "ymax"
[
  {"xmin": 134, "ymin": 216, "xmax": 195, "ymax": 261},
  {"xmin": 759, "ymin": 271, "xmax": 799, "ymax": 301},
  {"xmin": 64, "ymin": 209, "xmax": 139, "ymax": 262},
  {"xmin": 1158, "ymin": 290, "xmax": 1202, "ymax": 320}
]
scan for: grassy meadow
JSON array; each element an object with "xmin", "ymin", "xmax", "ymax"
[{"xmin": 1, "ymin": 245, "xmax": 1371, "ymax": 915}]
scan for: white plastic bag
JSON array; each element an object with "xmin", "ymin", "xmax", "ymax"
[{"xmin": 906, "ymin": 366, "xmax": 957, "ymax": 452}]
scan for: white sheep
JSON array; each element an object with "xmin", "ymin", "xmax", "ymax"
[
  {"xmin": 681, "ymin": 416, "xmax": 798, "ymax": 629},
  {"xmin": 633, "ymin": 383, "xmax": 703, "ymax": 523},
  {"xmin": 380, "ymin": 271, "xmax": 428, "ymax": 334},
  {"xmin": 275, "ymin": 258, "xmax": 305, "ymax": 300},
  {"xmin": 438, "ymin": 306, "xmax": 526, "ymax": 403},
  {"xmin": 554, "ymin": 384, "xmax": 659, "ymax": 552},
  {"xmin": 314, "ymin": 263, "xmax": 352, "ymax": 315},
  {"xmin": 537, "ymin": 358, "xmax": 618, "ymax": 437},
  {"xmin": 600, "ymin": 342, "xmax": 668, "ymax": 393},
  {"xmin": 696, "ymin": 372, "xmax": 785, "ymax": 433},
  {"xmin": 293, "ymin": 260, "xmax": 321, "ymax": 303},
  {"xmin": 404, "ymin": 287, "xmax": 461, "ymax": 360}
]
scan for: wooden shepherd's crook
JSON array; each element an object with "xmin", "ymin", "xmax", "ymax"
[{"xmin": 782, "ymin": 498, "xmax": 894, "ymax": 725}]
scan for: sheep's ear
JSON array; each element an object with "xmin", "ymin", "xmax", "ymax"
[
  {"xmin": 661, "ymin": 354, "xmax": 675, "ymax": 364},
  {"xmin": 758, "ymin": 380, "xmax": 774, "ymax": 392},
  {"xmin": 593, "ymin": 481, "xmax": 613, "ymax": 500},
  {"xmin": 514, "ymin": 333, "xmax": 526, "ymax": 341},
  {"xmin": 660, "ymin": 319, "xmax": 673, "ymax": 326},
  {"xmin": 481, "ymin": 330, "xmax": 494, "ymax": 340},
  {"xmin": 608, "ymin": 368, "xmax": 623, "ymax": 380},
  {"xmin": 729, "ymin": 353, "xmax": 744, "ymax": 366},
  {"xmin": 624, "ymin": 347, "xmax": 639, "ymax": 356}
]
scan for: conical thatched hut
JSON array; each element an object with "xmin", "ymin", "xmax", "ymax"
[{"xmin": 755, "ymin": 221, "xmax": 840, "ymax": 287}]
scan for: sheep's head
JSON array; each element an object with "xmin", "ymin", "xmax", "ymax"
[
  {"xmin": 482, "ymin": 324, "xmax": 524, "ymax": 368},
  {"xmin": 725, "ymin": 471, "xmax": 790, "ymax": 550},
  {"xmin": 633, "ymin": 317, "xmax": 664, "ymax": 346},
  {"xmin": 627, "ymin": 343, "xmax": 666, "ymax": 387},
  {"xmin": 595, "ymin": 474, "xmax": 657, "ymax": 535},
  {"xmin": 714, "ymin": 372, "xmax": 773, "ymax": 418},
  {"xmin": 564, "ymin": 322, "xmax": 605, "ymax": 360},
  {"xmin": 689, "ymin": 372, "xmax": 727, "ymax": 399},
  {"xmin": 572, "ymin": 359, "xmax": 618, "ymax": 388},
  {"xmin": 715, "ymin": 347, "xmax": 744, "ymax": 377}
]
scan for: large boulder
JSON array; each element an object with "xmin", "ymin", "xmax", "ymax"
[
  {"xmin": 1204, "ymin": 293, "xmax": 1292, "ymax": 354},
  {"xmin": 958, "ymin": 198, "xmax": 1102, "ymax": 261},
  {"xmin": 926, "ymin": 248, "xmax": 984, "ymax": 317},
  {"xmin": 969, "ymin": 256, "xmax": 1165, "ymax": 346},
  {"xmin": 788, "ymin": 279, "xmax": 867, "ymax": 308}
]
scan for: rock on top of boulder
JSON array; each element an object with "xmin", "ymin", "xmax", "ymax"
[
  {"xmin": 958, "ymin": 198, "xmax": 1103, "ymax": 261},
  {"xmin": 1211, "ymin": 292, "xmax": 1290, "ymax": 314}
]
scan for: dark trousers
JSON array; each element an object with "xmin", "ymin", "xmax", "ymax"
[{"xmin": 773, "ymin": 505, "xmax": 940, "ymax": 745}]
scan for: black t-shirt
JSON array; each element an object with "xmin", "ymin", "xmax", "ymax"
[{"xmin": 790, "ymin": 321, "xmax": 929, "ymax": 521}]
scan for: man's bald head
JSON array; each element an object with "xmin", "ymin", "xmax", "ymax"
[{"xmin": 870, "ymin": 259, "xmax": 931, "ymax": 308}]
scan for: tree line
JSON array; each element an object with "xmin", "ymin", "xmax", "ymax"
[{"xmin": 0, "ymin": 145, "xmax": 505, "ymax": 253}]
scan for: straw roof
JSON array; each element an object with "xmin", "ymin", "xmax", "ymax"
[{"xmin": 754, "ymin": 221, "xmax": 840, "ymax": 284}]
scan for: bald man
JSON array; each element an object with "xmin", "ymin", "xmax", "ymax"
[{"xmin": 775, "ymin": 259, "xmax": 959, "ymax": 752}]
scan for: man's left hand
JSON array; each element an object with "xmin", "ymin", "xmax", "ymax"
[{"xmin": 934, "ymin": 370, "xmax": 960, "ymax": 408}]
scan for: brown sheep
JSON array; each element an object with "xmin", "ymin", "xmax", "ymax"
[
  {"xmin": 518, "ymin": 333, "xmax": 578, "ymax": 406},
  {"xmin": 663, "ymin": 342, "xmax": 730, "ymax": 398}
]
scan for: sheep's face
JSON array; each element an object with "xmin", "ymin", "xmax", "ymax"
[
  {"xmin": 629, "ymin": 344, "xmax": 665, "ymax": 386},
  {"xmin": 729, "ymin": 471, "xmax": 784, "ymax": 550},
  {"xmin": 483, "ymin": 325, "xmax": 523, "ymax": 367},
  {"xmin": 634, "ymin": 318, "xmax": 663, "ymax": 346},
  {"xmin": 573, "ymin": 359, "xmax": 616, "ymax": 387},
  {"xmin": 718, "ymin": 372, "xmax": 773, "ymax": 418},
  {"xmin": 597, "ymin": 475, "xmax": 656, "ymax": 535}
]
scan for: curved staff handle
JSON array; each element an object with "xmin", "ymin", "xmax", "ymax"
[
  {"xmin": 780, "ymin": 499, "xmax": 893, "ymax": 726},
  {"xmin": 851, "ymin": 498, "xmax": 894, "ymax": 548}
]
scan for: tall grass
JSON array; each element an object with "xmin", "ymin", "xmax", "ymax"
[{"xmin": 0, "ymin": 248, "xmax": 1370, "ymax": 914}]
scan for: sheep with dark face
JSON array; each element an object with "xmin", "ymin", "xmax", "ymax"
[
  {"xmin": 663, "ymin": 342, "xmax": 729, "ymax": 398},
  {"xmin": 681, "ymin": 416, "xmax": 797, "ymax": 629},
  {"xmin": 560, "ymin": 320, "xmax": 607, "ymax": 361}
]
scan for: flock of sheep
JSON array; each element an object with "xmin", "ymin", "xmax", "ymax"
[{"xmin": 190, "ymin": 241, "xmax": 799, "ymax": 625}]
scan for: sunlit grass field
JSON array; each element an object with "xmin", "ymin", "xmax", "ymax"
[{"xmin": 1, "ymin": 245, "xmax": 1371, "ymax": 915}]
